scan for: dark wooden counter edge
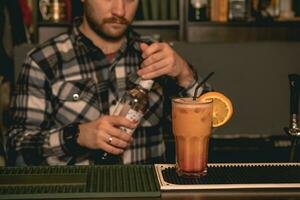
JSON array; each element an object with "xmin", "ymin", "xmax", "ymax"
[
  {"xmin": 1, "ymin": 189, "xmax": 300, "ymax": 200},
  {"xmin": 102, "ymin": 189, "xmax": 300, "ymax": 200}
]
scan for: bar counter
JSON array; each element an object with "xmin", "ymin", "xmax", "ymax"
[
  {"xmin": 115, "ymin": 190, "xmax": 300, "ymax": 200},
  {"xmin": 2, "ymin": 184, "xmax": 300, "ymax": 200},
  {"xmin": 1, "ymin": 163, "xmax": 300, "ymax": 200},
  {"xmin": 44, "ymin": 190, "xmax": 300, "ymax": 200},
  {"xmin": 4, "ymin": 191, "xmax": 300, "ymax": 200}
]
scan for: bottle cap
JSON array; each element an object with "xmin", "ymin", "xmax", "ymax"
[{"xmin": 139, "ymin": 79, "xmax": 154, "ymax": 90}]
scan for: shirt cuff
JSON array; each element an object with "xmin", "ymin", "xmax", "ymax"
[
  {"xmin": 43, "ymin": 125, "xmax": 87, "ymax": 158},
  {"xmin": 62, "ymin": 123, "xmax": 88, "ymax": 156},
  {"xmin": 43, "ymin": 128, "xmax": 66, "ymax": 157},
  {"xmin": 185, "ymin": 79, "xmax": 202, "ymax": 97},
  {"xmin": 177, "ymin": 63, "xmax": 201, "ymax": 97}
]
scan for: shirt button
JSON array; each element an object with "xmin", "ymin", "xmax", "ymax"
[{"xmin": 73, "ymin": 93, "xmax": 80, "ymax": 101}]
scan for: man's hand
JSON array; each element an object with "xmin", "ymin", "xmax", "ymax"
[
  {"xmin": 77, "ymin": 116, "xmax": 136, "ymax": 155},
  {"xmin": 137, "ymin": 43, "xmax": 195, "ymax": 88}
]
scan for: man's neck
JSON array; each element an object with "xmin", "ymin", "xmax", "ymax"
[{"xmin": 79, "ymin": 20, "xmax": 126, "ymax": 54}]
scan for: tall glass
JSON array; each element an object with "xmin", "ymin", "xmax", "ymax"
[{"xmin": 172, "ymin": 98, "xmax": 213, "ymax": 177}]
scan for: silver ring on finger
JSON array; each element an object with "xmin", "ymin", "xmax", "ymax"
[{"xmin": 108, "ymin": 136, "xmax": 113, "ymax": 144}]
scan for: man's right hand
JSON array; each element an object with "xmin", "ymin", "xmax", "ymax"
[{"xmin": 76, "ymin": 116, "xmax": 136, "ymax": 155}]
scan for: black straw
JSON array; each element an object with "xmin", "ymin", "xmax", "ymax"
[{"xmin": 193, "ymin": 72, "xmax": 215, "ymax": 101}]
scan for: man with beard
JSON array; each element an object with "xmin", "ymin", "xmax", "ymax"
[{"xmin": 7, "ymin": 0, "xmax": 209, "ymax": 166}]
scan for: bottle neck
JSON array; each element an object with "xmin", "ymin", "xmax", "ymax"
[{"xmin": 139, "ymin": 79, "xmax": 154, "ymax": 91}]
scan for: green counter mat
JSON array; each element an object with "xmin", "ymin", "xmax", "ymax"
[{"xmin": 0, "ymin": 165, "xmax": 160, "ymax": 199}]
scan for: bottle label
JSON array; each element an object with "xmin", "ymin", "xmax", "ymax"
[
  {"xmin": 120, "ymin": 109, "xmax": 143, "ymax": 135},
  {"xmin": 139, "ymin": 79, "xmax": 154, "ymax": 90}
]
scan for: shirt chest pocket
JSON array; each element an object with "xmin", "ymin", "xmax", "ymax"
[{"xmin": 51, "ymin": 79, "xmax": 101, "ymax": 124}]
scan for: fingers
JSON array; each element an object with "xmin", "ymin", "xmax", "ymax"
[
  {"xmin": 101, "ymin": 115, "xmax": 135, "ymax": 142},
  {"xmin": 96, "ymin": 132, "xmax": 129, "ymax": 155},
  {"xmin": 138, "ymin": 58, "xmax": 170, "ymax": 78},
  {"xmin": 103, "ymin": 131, "xmax": 130, "ymax": 149},
  {"xmin": 108, "ymin": 116, "xmax": 137, "ymax": 129},
  {"xmin": 106, "ymin": 126, "xmax": 133, "ymax": 143},
  {"xmin": 101, "ymin": 141, "xmax": 124, "ymax": 155},
  {"xmin": 141, "ymin": 43, "xmax": 164, "ymax": 59},
  {"xmin": 139, "ymin": 42, "xmax": 181, "ymax": 79},
  {"xmin": 140, "ymin": 43, "xmax": 149, "ymax": 51},
  {"xmin": 108, "ymin": 136, "xmax": 129, "ymax": 149},
  {"xmin": 141, "ymin": 52, "xmax": 165, "ymax": 68},
  {"xmin": 78, "ymin": 116, "xmax": 136, "ymax": 152}
]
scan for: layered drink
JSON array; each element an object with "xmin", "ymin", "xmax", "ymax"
[{"xmin": 172, "ymin": 98, "xmax": 213, "ymax": 177}]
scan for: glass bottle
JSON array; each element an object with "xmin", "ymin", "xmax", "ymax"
[
  {"xmin": 189, "ymin": 0, "xmax": 209, "ymax": 21},
  {"xmin": 100, "ymin": 79, "xmax": 154, "ymax": 163}
]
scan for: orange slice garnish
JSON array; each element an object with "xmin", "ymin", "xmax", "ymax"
[{"xmin": 197, "ymin": 92, "xmax": 233, "ymax": 127}]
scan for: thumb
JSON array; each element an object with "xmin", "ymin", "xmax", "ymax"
[{"xmin": 140, "ymin": 43, "xmax": 149, "ymax": 52}]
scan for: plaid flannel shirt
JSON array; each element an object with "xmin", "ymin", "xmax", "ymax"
[{"xmin": 7, "ymin": 19, "xmax": 209, "ymax": 166}]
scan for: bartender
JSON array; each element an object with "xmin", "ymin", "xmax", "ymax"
[{"xmin": 7, "ymin": 0, "xmax": 209, "ymax": 166}]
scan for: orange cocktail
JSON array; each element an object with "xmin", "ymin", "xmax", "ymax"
[{"xmin": 172, "ymin": 98, "xmax": 213, "ymax": 177}]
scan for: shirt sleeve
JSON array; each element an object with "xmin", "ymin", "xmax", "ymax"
[
  {"xmin": 6, "ymin": 55, "xmax": 71, "ymax": 166},
  {"xmin": 161, "ymin": 64, "xmax": 212, "ymax": 98},
  {"xmin": 180, "ymin": 75, "xmax": 212, "ymax": 97}
]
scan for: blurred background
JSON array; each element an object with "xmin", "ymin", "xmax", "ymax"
[{"xmin": 0, "ymin": 0, "xmax": 300, "ymax": 166}]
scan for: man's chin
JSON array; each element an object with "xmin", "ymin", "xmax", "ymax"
[
  {"xmin": 106, "ymin": 24, "xmax": 127, "ymax": 33},
  {"xmin": 109, "ymin": 22, "xmax": 127, "ymax": 28},
  {"xmin": 100, "ymin": 31, "xmax": 126, "ymax": 41},
  {"xmin": 102, "ymin": 27, "xmax": 128, "ymax": 40},
  {"xmin": 91, "ymin": 23, "xmax": 129, "ymax": 41}
]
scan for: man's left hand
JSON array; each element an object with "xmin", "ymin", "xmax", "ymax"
[{"xmin": 137, "ymin": 43, "xmax": 195, "ymax": 88}]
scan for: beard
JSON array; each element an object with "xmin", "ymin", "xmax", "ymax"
[{"xmin": 84, "ymin": 4, "xmax": 131, "ymax": 41}]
